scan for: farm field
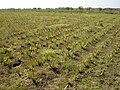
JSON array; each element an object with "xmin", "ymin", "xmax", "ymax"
[{"xmin": 0, "ymin": 11, "xmax": 120, "ymax": 90}]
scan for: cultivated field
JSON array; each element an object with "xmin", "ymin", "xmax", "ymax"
[{"xmin": 0, "ymin": 11, "xmax": 120, "ymax": 90}]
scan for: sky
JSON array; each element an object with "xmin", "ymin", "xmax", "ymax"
[{"xmin": 0, "ymin": 0, "xmax": 120, "ymax": 9}]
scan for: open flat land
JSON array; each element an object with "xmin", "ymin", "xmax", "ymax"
[{"xmin": 0, "ymin": 11, "xmax": 120, "ymax": 90}]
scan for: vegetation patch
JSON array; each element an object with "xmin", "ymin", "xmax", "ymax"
[{"xmin": 0, "ymin": 10, "xmax": 120, "ymax": 90}]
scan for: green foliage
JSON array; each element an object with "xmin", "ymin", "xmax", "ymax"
[{"xmin": 42, "ymin": 49, "xmax": 56, "ymax": 57}]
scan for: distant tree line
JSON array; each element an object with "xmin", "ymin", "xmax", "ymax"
[
  {"xmin": 45, "ymin": 7, "xmax": 120, "ymax": 14},
  {"xmin": 0, "ymin": 6, "xmax": 120, "ymax": 14}
]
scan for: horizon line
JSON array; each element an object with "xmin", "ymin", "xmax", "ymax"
[{"xmin": 0, "ymin": 6, "xmax": 120, "ymax": 9}]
